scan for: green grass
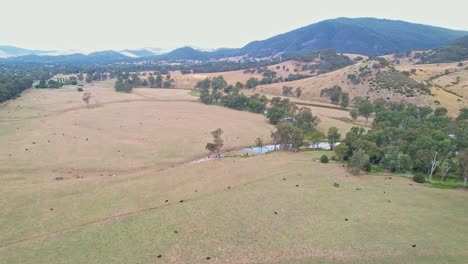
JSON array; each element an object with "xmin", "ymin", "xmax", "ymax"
[
  {"xmin": 430, "ymin": 182, "xmax": 461, "ymax": 189},
  {"xmin": 430, "ymin": 177, "xmax": 464, "ymax": 189},
  {"xmin": 189, "ymin": 89, "xmax": 200, "ymax": 96},
  {"xmin": 369, "ymin": 165, "xmax": 386, "ymax": 174}
]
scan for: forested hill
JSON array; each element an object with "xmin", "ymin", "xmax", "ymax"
[
  {"xmin": 239, "ymin": 18, "xmax": 468, "ymax": 57},
  {"xmin": 420, "ymin": 35, "xmax": 468, "ymax": 63}
]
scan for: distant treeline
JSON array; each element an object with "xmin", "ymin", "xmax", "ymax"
[
  {"xmin": 0, "ymin": 49, "xmax": 353, "ymax": 103},
  {"xmin": 0, "ymin": 71, "xmax": 34, "ymax": 103}
]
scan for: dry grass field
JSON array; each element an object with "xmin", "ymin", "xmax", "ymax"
[
  {"xmin": 1, "ymin": 81, "xmax": 467, "ymax": 264},
  {"xmin": 169, "ymin": 70, "xmax": 263, "ymax": 89},
  {"xmin": 167, "ymin": 60, "xmax": 312, "ymax": 89},
  {"xmin": 1, "ymin": 148, "xmax": 467, "ymax": 263},
  {"xmin": 396, "ymin": 61, "xmax": 468, "ymax": 115}
]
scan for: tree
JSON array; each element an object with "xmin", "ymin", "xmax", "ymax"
[
  {"xmin": 267, "ymin": 107, "xmax": 285, "ymax": 125},
  {"xmin": 69, "ymin": 77, "xmax": 78, "ymax": 85},
  {"xmin": 195, "ymin": 78, "xmax": 211, "ymax": 89},
  {"xmin": 235, "ymin": 81, "xmax": 244, "ymax": 89},
  {"xmin": 321, "ymin": 85, "xmax": 342, "ymax": 104},
  {"xmin": 282, "ymin": 86, "xmax": 293, "ymax": 96},
  {"xmin": 382, "ymin": 146, "xmax": 400, "ymax": 172},
  {"xmin": 211, "ymin": 76, "xmax": 227, "ymax": 90},
  {"xmin": 358, "ymin": 100, "xmax": 374, "ymax": 124},
  {"xmin": 223, "ymin": 85, "xmax": 233, "ymax": 94},
  {"xmin": 335, "ymin": 143, "xmax": 350, "ymax": 161},
  {"xmin": 295, "ymin": 87, "xmax": 302, "ymax": 97},
  {"xmin": 148, "ymin": 75, "xmax": 156, "ymax": 87},
  {"xmin": 114, "ymin": 80, "xmax": 132, "ymax": 93},
  {"xmin": 348, "ymin": 149, "xmax": 369, "ymax": 175},
  {"xmin": 255, "ymin": 137, "xmax": 264, "ymax": 153},
  {"xmin": 271, "ymin": 123, "xmax": 304, "ymax": 150},
  {"xmin": 327, "ymin": 127, "xmax": 340, "ymax": 150},
  {"xmin": 434, "ymin": 107, "xmax": 448, "ymax": 117},
  {"xmin": 419, "ymin": 106, "xmax": 433, "ymax": 120},
  {"xmin": 458, "ymin": 149, "xmax": 468, "ymax": 188},
  {"xmin": 246, "ymin": 78, "xmax": 259, "ymax": 89},
  {"xmin": 85, "ymin": 74, "xmax": 93, "ymax": 83},
  {"xmin": 340, "ymin": 92, "xmax": 349, "ymax": 108},
  {"xmin": 156, "ymin": 73, "xmax": 163, "ymax": 88},
  {"xmin": 399, "ymin": 154, "xmax": 412, "ymax": 172},
  {"xmin": 206, "ymin": 128, "xmax": 224, "ymax": 158},
  {"xmin": 295, "ymin": 107, "xmax": 319, "ymax": 132},
  {"xmin": 163, "ymin": 79, "xmax": 173, "ymax": 88},
  {"xmin": 440, "ymin": 158, "xmax": 455, "ymax": 182},
  {"xmin": 200, "ymin": 89, "xmax": 213, "ymax": 104},
  {"xmin": 457, "ymin": 108, "xmax": 468, "ymax": 121},
  {"xmin": 350, "ymin": 109, "xmax": 358, "ymax": 121}
]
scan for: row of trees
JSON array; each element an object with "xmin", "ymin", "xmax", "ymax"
[
  {"xmin": 198, "ymin": 76, "xmax": 268, "ymax": 113},
  {"xmin": 320, "ymin": 85, "xmax": 349, "ymax": 108},
  {"xmin": 115, "ymin": 72, "xmax": 173, "ymax": 93},
  {"xmin": 335, "ymin": 99, "xmax": 468, "ymax": 186}
]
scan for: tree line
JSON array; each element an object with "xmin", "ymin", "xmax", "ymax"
[
  {"xmin": 335, "ymin": 99, "xmax": 468, "ymax": 186},
  {"xmin": 114, "ymin": 72, "xmax": 173, "ymax": 93}
]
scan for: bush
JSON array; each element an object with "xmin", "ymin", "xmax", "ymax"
[
  {"xmin": 320, "ymin": 155, "xmax": 329, "ymax": 163},
  {"xmin": 77, "ymin": 87, "xmax": 83, "ymax": 92},
  {"xmin": 413, "ymin": 173, "xmax": 426, "ymax": 183},
  {"xmin": 363, "ymin": 161, "xmax": 372, "ymax": 172}
]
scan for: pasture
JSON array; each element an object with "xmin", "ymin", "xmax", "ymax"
[{"xmin": 1, "ymin": 82, "xmax": 467, "ymax": 264}]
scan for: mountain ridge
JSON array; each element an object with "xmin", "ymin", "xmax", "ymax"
[{"xmin": 2, "ymin": 17, "xmax": 467, "ymax": 64}]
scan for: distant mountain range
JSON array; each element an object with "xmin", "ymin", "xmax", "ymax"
[
  {"xmin": 0, "ymin": 45, "xmax": 54, "ymax": 58},
  {"xmin": 1, "ymin": 17, "xmax": 467, "ymax": 64}
]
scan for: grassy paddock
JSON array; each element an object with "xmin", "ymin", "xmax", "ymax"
[{"xmin": 0, "ymin": 84, "xmax": 467, "ymax": 263}]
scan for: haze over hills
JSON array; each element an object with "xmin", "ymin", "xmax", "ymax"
[
  {"xmin": 0, "ymin": 45, "xmax": 54, "ymax": 58},
  {"xmin": 1, "ymin": 17, "xmax": 467, "ymax": 64}
]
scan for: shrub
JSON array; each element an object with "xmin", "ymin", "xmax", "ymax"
[
  {"xmin": 413, "ymin": 173, "xmax": 426, "ymax": 183},
  {"xmin": 77, "ymin": 87, "xmax": 83, "ymax": 92},
  {"xmin": 320, "ymin": 155, "xmax": 329, "ymax": 163},
  {"xmin": 363, "ymin": 161, "xmax": 372, "ymax": 172}
]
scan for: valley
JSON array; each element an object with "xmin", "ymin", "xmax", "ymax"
[{"xmin": 1, "ymin": 14, "xmax": 468, "ymax": 264}]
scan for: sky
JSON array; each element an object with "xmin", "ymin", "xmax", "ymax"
[{"xmin": 1, "ymin": 0, "xmax": 467, "ymax": 52}]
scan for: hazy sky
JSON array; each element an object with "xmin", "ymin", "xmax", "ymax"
[{"xmin": 1, "ymin": 0, "xmax": 467, "ymax": 51}]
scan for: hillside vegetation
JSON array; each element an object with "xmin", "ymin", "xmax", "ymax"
[{"xmin": 420, "ymin": 35, "xmax": 468, "ymax": 64}]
